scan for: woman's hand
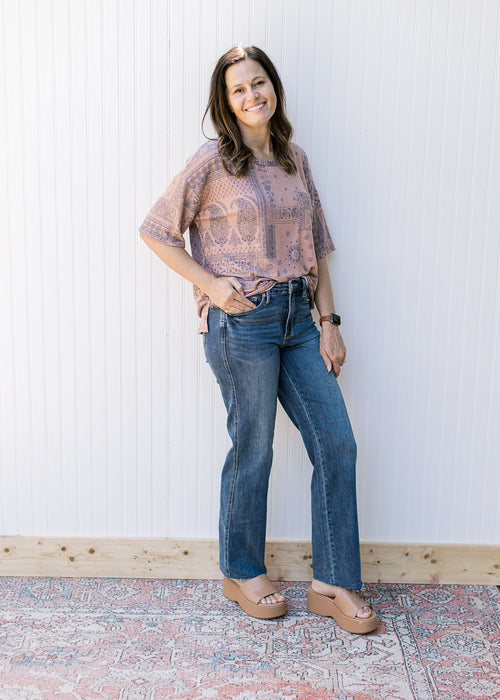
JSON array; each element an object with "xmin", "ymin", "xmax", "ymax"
[
  {"xmin": 320, "ymin": 323, "xmax": 346, "ymax": 377},
  {"xmin": 138, "ymin": 238, "xmax": 255, "ymax": 316},
  {"xmin": 205, "ymin": 276, "xmax": 256, "ymax": 314}
]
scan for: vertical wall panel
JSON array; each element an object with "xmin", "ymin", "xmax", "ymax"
[
  {"xmin": 1, "ymin": 0, "xmax": 23, "ymax": 535},
  {"xmin": 0, "ymin": 0, "xmax": 10, "ymax": 530},
  {"xmin": 136, "ymin": 0, "xmax": 156, "ymax": 537},
  {"xmin": 1, "ymin": 0, "xmax": 499, "ymax": 546},
  {"xmin": 101, "ymin": 0, "xmax": 124, "ymax": 537},
  {"xmin": 52, "ymin": 0, "xmax": 77, "ymax": 535},
  {"xmin": 36, "ymin": 0, "xmax": 60, "ymax": 534}
]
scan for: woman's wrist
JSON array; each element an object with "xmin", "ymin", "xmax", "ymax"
[
  {"xmin": 202, "ymin": 273, "xmax": 218, "ymax": 297},
  {"xmin": 321, "ymin": 322, "xmax": 341, "ymax": 336}
]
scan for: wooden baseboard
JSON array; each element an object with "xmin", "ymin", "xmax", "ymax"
[{"xmin": 0, "ymin": 537, "xmax": 499, "ymax": 584}]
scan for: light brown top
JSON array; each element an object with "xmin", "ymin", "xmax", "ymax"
[{"xmin": 139, "ymin": 141, "xmax": 334, "ymax": 330}]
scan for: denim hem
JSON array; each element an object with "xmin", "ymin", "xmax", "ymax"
[
  {"xmin": 220, "ymin": 566, "xmax": 268, "ymax": 580},
  {"xmin": 312, "ymin": 575, "xmax": 364, "ymax": 591}
]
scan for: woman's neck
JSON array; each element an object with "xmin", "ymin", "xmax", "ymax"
[{"xmin": 240, "ymin": 124, "xmax": 273, "ymax": 160}]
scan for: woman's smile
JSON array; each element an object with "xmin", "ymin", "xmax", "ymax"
[{"xmin": 246, "ymin": 101, "xmax": 266, "ymax": 112}]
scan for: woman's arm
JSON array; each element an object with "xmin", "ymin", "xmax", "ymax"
[
  {"xmin": 140, "ymin": 233, "xmax": 255, "ymax": 313},
  {"xmin": 315, "ymin": 256, "xmax": 346, "ymax": 377}
]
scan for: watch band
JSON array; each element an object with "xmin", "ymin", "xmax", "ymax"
[{"xmin": 319, "ymin": 313, "xmax": 341, "ymax": 326}]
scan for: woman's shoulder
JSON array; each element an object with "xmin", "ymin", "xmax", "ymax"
[
  {"xmin": 179, "ymin": 140, "xmax": 225, "ymax": 188},
  {"xmin": 184, "ymin": 140, "xmax": 220, "ymax": 171},
  {"xmin": 291, "ymin": 143, "xmax": 308, "ymax": 163},
  {"xmin": 290, "ymin": 143, "xmax": 312, "ymax": 178}
]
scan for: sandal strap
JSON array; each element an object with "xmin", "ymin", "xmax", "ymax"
[
  {"xmin": 237, "ymin": 575, "xmax": 279, "ymax": 605},
  {"xmin": 332, "ymin": 588, "xmax": 370, "ymax": 618}
]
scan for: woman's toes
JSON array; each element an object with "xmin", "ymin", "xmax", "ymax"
[
  {"xmin": 356, "ymin": 605, "xmax": 373, "ymax": 619},
  {"xmin": 261, "ymin": 593, "xmax": 285, "ymax": 605}
]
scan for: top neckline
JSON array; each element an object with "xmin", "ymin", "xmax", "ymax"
[{"xmin": 254, "ymin": 157, "xmax": 277, "ymax": 165}]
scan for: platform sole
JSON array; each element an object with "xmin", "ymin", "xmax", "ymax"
[{"xmin": 307, "ymin": 587, "xmax": 379, "ymax": 634}]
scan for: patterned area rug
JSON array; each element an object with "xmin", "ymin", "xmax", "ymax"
[{"xmin": 0, "ymin": 578, "xmax": 499, "ymax": 699}]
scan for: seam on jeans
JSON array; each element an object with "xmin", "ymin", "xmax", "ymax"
[
  {"xmin": 220, "ymin": 313, "xmax": 238, "ymax": 579},
  {"xmin": 280, "ymin": 361, "xmax": 337, "ymax": 584},
  {"xmin": 284, "ymin": 290, "xmax": 292, "ymax": 338}
]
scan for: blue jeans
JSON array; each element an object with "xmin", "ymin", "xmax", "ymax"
[{"xmin": 203, "ymin": 277, "xmax": 362, "ymax": 590}]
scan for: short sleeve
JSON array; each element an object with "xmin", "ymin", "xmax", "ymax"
[
  {"xmin": 139, "ymin": 171, "xmax": 200, "ymax": 247},
  {"xmin": 297, "ymin": 149, "xmax": 335, "ymax": 260}
]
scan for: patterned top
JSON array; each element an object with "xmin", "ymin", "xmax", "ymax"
[{"xmin": 139, "ymin": 141, "xmax": 334, "ymax": 331}]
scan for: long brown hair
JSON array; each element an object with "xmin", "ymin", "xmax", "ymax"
[{"xmin": 202, "ymin": 46, "xmax": 297, "ymax": 177}]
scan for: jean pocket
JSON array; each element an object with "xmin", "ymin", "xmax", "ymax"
[{"xmin": 226, "ymin": 294, "xmax": 265, "ymax": 318}]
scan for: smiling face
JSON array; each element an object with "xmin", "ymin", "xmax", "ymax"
[{"xmin": 225, "ymin": 58, "xmax": 277, "ymax": 135}]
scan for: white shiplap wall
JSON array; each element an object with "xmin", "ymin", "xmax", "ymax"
[{"xmin": 1, "ymin": 0, "xmax": 499, "ymax": 545}]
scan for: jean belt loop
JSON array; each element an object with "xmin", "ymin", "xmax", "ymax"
[{"xmin": 301, "ymin": 275, "xmax": 308, "ymax": 299}]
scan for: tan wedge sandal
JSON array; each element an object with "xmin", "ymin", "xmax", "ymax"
[
  {"xmin": 307, "ymin": 586, "xmax": 379, "ymax": 634},
  {"xmin": 223, "ymin": 575, "xmax": 287, "ymax": 620}
]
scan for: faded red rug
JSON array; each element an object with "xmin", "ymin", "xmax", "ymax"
[{"xmin": 0, "ymin": 578, "xmax": 499, "ymax": 699}]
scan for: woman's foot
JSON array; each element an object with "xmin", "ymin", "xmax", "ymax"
[
  {"xmin": 223, "ymin": 575, "xmax": 287, "ymax": 619},
  {"xmin": 311, "ymin": 579, "xmax": 373, "ymax": 618},
  {"xmin": 308, "ymin": 579, "xmax": 379, "ymax": 634},
  {"xmin": 234, "ymin": 580, "xmax": 285, "ymax": 605}
]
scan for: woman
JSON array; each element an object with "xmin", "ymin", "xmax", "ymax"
[{"xmin": 139, "ymin": 46, "xmax": 378, "ymax": 634}]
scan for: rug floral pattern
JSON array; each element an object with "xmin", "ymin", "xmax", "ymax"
[{"xmin": 0, "ymin": 578, "xmax": 499, "ymax": 699}]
